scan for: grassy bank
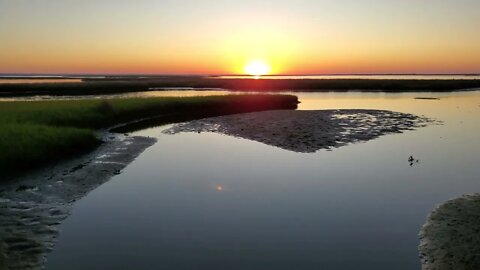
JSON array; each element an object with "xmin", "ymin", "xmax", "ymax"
[
  {"xmin": 1, "ymin": 77, "xmax": 480, "ymax": 96},
  {"xmin": 0, "ymin": 95, "xmax": 298, "ymax": 179}
]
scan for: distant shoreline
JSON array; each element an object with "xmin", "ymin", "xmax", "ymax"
[{"xmin": 1, "ymin": 76, "xmax": 480, "ymax": 97}]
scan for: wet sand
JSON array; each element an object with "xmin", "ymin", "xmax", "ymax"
[
  {"xmin": 419, "ymin": 194, "xmax": 480, "ymax": 270},
  {"xmin": 164, "ymin": 109, "xmax": 434, "ymax": 153},
  {"xmin": 0, "ymin": 133, "xmax": 155, "ymax": 270}
]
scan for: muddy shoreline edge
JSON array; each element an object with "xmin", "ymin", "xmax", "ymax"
[
  {"xmin": 0, "ymin": 132, "xmax": 156, "ymax": 270},
  {"xmin": 419, "ymin": 194, "xmax": 480, "ymax": 270}
]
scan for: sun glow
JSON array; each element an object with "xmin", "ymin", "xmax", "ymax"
[{"xmin": 244, "ymin": 60, "xmax": 271, "ymax": 77}]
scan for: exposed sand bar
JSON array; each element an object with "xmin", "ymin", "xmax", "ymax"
[
  {"xmin": 419, "ymin": 194, "xmax": 480, "ymax": 270},
  {"xmin": 164, "ymin": 109, "xmax": 435, "ymax": 153},
  {"xmin": 0, "ymin": 133, "xmax": 155, "ymax": 270}
]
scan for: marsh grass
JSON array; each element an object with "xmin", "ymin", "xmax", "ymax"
[
  {"xmin": 0, "ymin": 124, "xmax": 99, "ymax": 177},
  {"xmin": 0, "ymin": 95, "xmax": 297, "ymax": 178}
]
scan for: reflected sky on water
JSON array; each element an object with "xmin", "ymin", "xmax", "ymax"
[{"xmin": 46, "ymin": 91, "xmax": 480, "ymax": 270}]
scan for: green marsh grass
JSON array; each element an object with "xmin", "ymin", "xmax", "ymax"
[{"xmin": 0, "ymin": 95, "xmax": 297, "ymax": 179}]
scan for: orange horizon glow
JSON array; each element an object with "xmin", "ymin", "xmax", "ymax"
[{"xmin": 1, "ymin": 1, "xmax": 479, "ymax": 75}]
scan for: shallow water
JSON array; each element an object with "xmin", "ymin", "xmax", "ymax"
[
  {"xmin": 46, "ymin": 91, "xmax": 480, "ymax": 270},
  {"xmin": 0, "ymin": 78, "xmax": 82, "ymax": 84}
]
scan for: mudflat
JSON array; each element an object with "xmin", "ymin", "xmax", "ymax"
[
  {"xmin": 164, "ymin": 109, "xmax": 435, "ymax": 153},
  {"xmin": 420, "ymin": 194, "xmax": 480, "ymax": 270},
  {"xmin": 0, "ymin": 133, "xmax": 155, "ymax": 270}
]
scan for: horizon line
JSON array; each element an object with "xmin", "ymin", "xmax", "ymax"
[{"xmin": 1, "ymin": 72, "xmax": 480, "ymax": 77}]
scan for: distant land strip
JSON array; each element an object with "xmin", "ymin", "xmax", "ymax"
[{"xmin": 1, "ymin": 77, "xmax": 480, "ymax": 96}]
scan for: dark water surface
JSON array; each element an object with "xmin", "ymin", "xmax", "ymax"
[{"xmin": 46, "ymin": 91, "xmax": 480, "ymax": 270}]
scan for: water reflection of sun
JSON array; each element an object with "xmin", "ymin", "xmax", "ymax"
[{"xmin": 244, "ymin": 60, "xmax": 271, "ymax": 78}]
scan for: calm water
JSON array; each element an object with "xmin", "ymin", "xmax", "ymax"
[{"xmin": 46, "ymin": 91, "xmax": 480, "ymax": 270}]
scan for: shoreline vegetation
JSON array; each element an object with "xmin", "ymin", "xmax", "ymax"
[
  {"xmin": 1, "ymin": 76, "xmax": 480, "ymax": 96},
  {"xmin": 0, "ymin": 95, "xmax": 298, "ymax": 179}
]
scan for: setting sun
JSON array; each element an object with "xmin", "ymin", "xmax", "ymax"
[{"xmin": 244, "ymin": 60, "xmax": 271, "ymax": 77}]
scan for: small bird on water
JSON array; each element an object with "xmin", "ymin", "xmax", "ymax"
[{"xmin": 408, "ymin": 155, "xmax": 419, "ymax": 166}]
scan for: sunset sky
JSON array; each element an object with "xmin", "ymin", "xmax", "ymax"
[{"xmin": 1, "ymin": 0, "xmax": 479, "ymax": 75}]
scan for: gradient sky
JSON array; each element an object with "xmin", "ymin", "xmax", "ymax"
[{"xmin": 1, "ymin": 0, "xmax": 479, "ymax": 75}]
